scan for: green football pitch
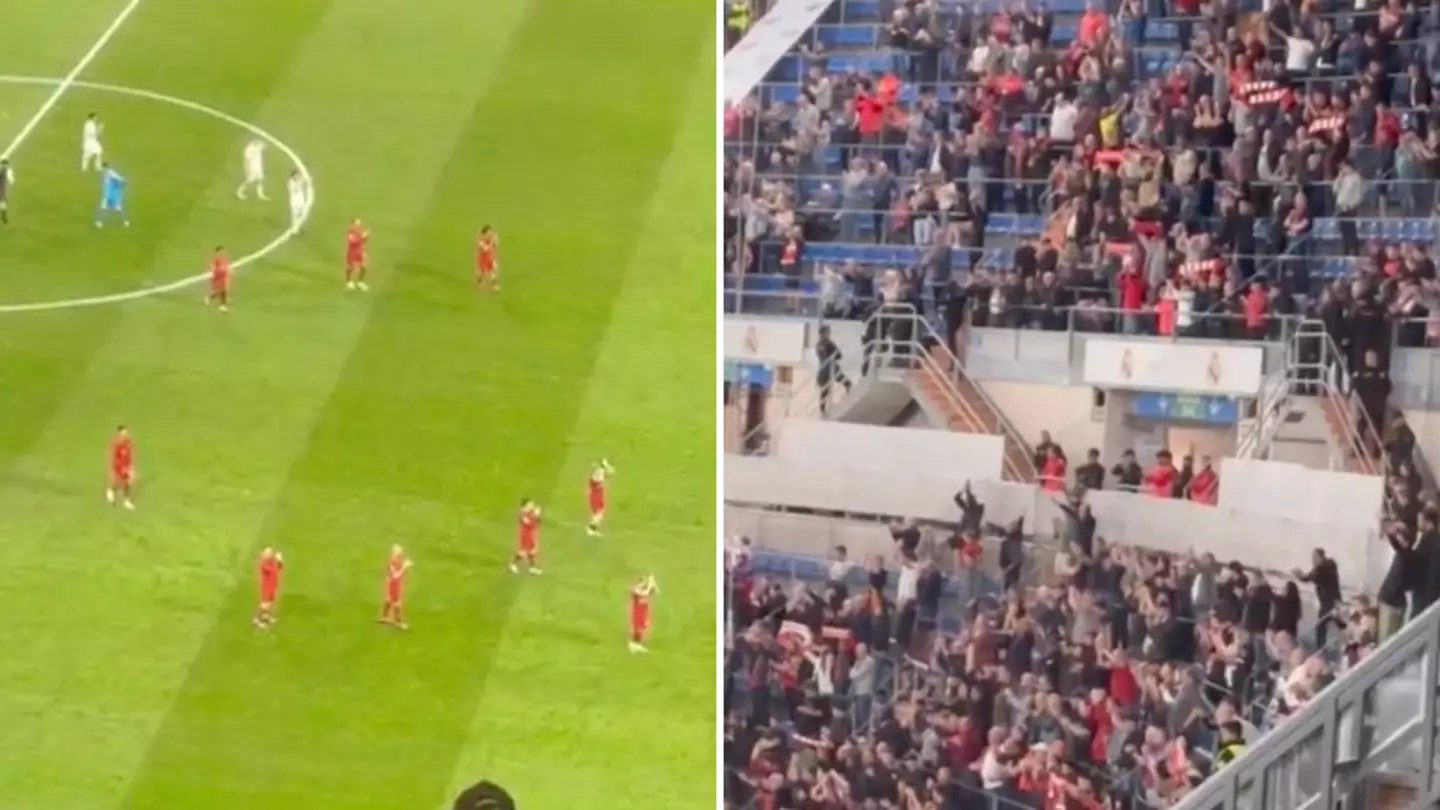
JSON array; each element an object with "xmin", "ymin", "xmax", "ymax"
[{"xmin": 0, "ymin": 1, "xmax": 716, "ymax": 809}]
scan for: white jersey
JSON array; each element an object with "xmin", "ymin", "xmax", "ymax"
[
  {"xmin": 287, "ymin": 175, "xmax": 311, "ymax": 206},
  {"xmin": 82, "ymin": 120, "xmax": 101, "ymax": 147},
  {"xmin": 243, "ymin": 142, "xmax": 265, "ymax": 177}
]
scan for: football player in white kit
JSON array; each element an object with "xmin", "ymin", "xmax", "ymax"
[
  {"xmin": 287, "ymin": 170, "xmax": 312, "ymax": 231},
  {"xmin": 236, "ymin": 139, "xmax": 268, "ymax": 200},
  {"xmin": 81, "ymin": 113, "xmax": 104, "ymax": 172}
]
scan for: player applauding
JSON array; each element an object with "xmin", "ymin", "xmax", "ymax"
[
  {"xmin": 345, "ymin": 219, "xmax": 370, "ymax": 291},
  {"xmin": 379, "ymin": 544, "xmax": 412, "ymax": 629},
  {"xmin": 587, "ymin": 458, "xmax": 615, "ymax": 537},
  {"xmin": 510, "ymin": 499, "xmax": 542, "ymax": 575},
  {"xmin": 476, "ymin": 225, "xmax": 499, "ymax": 292},
  {"xmin": 205, "ymin": 246, "xmax": 231, "ymax": 312},
  {"xmin": 106, "ymin": 425, "xmax": 135, "ymax": 510},
  {"xmin": 255, "ymin": 547, "xmax": 284, "ymax": 629},
  {"xmin": 629, "ymin": 575, "xmax": 658, "ymax": 653}
]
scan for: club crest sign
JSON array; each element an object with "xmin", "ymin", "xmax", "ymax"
[{"xmin": 1082, "ymin": 340, "xmax": 1262, "ymax": 396}]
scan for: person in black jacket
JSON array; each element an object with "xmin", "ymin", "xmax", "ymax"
[
  {"xmin": 1413, "ymin": 510, "xmax": 1440, "ymax": 617},
  {"xmin": 1351, "ymin": 349, "xmax": 1392, "ymax": 446},
  {"xmin": 1295, "ymin": 549, "xmax": 1343, "ymax": 648},
  {"xmin": 1270, "ymin": 581, "xmax": 1302, "ymax": 639},
  {"xmin": 1378, "ymin": 522, "xmax": 1423, "ymax": 641},
  {"xmin": 813, "ymin": 325, "xmax": 851, "ymax": 415},
  {"xmin": 1241, "ymin": 574, "xmax": 1274, "ymax": 637}
]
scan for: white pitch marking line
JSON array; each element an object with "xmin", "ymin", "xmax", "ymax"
[
  {"xmin": 0, "ymin": 75, "xmax": 316, "ymax": 314},
  {"xmin": 0, "ymin": 0, "xmax": 145, "ymax": 157}
]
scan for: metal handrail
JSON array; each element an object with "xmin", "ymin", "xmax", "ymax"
[{"xmin": 867, "ymin": 305, "xmax": 1039, "ymax": 482}]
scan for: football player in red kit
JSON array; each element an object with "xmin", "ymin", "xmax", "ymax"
[
  {"xmin": 629, "ymin": 574, "xmax": 658, "ymax": 652},
  {"xmin": 106, "ymin": 425, "xmax": 135, "ymax": 510},
  {"xmin": 587, "ymin": 458, "xmax": 615, "ymax": 536},
  {"xmin": 255, "ymin": 547, "xmax": 284, "ymax": 629},
  {"xmin": 511, "ymin": 499, "xmax": 543, "ymax": 575}
]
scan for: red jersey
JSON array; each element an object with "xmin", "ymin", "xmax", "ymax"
[
  {"xmin": 630, "ymin": 587, "xmax": 651, "ymax": 620},
  {"xmin": 259, "ymin": 556, "xmax": 283, "ymax": 586},
  {"xmin": 347, "ymin": 227, "xmax": 369, "ymax": 256},
  {"xmin": 211, "ymin": 254, "xmax": 231, "ymax": 281},
  {"xmin": 477, "ymin": 235, "xmax": 497, "ymax": 270},
  {"xmin": 387, "ymin": 553, "xmax": 410, "ymax": 584},
  {"xmin": 518, "ymin": 506, "xmax": 541, "ymax": 541},
  {"xmin": 111, "ymin": 435, "xmax": 133, "ymax": 471}
]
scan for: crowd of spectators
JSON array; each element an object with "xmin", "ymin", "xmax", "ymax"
[
  {"xmin": 722, "ymin": 0, "xmax": 1440, "ymax": 343},
  {"xmin": 721, "ymin": 480, "xmax": 1403, "ymax": 810}
]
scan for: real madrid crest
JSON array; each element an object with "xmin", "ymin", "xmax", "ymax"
[
  {"xmin": 743, "ymin": 325, "xmax": 760, "ymax": 356},
  {"xmin": 1206, "ymin": 351, "xmax": 1222, "ymax": 386},
  {"xmin": 1119, "ymin": 348, "xmax": 1134, "ymax": 379}
]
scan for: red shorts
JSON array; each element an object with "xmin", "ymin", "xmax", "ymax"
[
  {"xmin": 211, "ymin": 275, "xmax": 229, "ymax": 293},
  {"xmin": 111, "ymin": 466, "xmax": 132, "ymax": 487},
  {"xmin": 386, "ymin": 580, "xmax": 403, "ymax": 603},
  {"xmin": 478, "ymin": 261, "xmax": 495, "ymax": 275},
  {"xmin": 517, "ymin": 535, "xmax": 537, "ymax": 554},
  {"xmin": 347, "ymin": 253, "xmax": 365, "ymax": 269},
  {"xmin": 589, "ymin": 493, "xmax": 606, "ymax": 514},
  {"xmin": 631, "ymin": 611, "xmax": 650, "ymax": 632},
  {"xmin": 260, "ymin": 583, "xmax": 278, "ymax": 604}
]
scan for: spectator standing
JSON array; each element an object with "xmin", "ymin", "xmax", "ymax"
[
  {"xmin": 813, "ymin": 324, "xmax": 850, "ymax": 413},
  {"xmin": 1295, "ymin": 549, "xmax": 1343, "ymax": 648},
  {"xmin": 1333, "ymin": 160, "xmax": 1365, "ymax": 256}
]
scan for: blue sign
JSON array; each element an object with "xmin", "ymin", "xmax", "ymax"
[
  {"xmin": 1131, "ymin": 392, "xmax": 1240, "ymax": 425},
  {"xmin": 725, "ymin": 362, "xmax": 774, "ymax": 389}
]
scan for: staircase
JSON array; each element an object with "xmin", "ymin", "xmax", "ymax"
[
  {"xmin": 1236, "ymin": 319, "xmax": 1387, "ymax": 477},
  {"xmin": 865, "ymin": 306, "xmax": 1038, "ymax": 483}
]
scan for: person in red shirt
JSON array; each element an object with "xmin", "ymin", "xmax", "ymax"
[
  {"xmin": 587, "ymin": 458, "xmax": 615, "ymax": 536},
  {"xmin": 1243, "ymin": 282, "xmax": 1270, "ymax": 339},
  {"xmin": 1144, "ymin": 450, "xmax": 1178, "ymax": 496},
  {"xmin": 628, "ymin": 574, "xmax": 657, "ymax": 652},
  {"xmin": 1104, "ymin": 647, "xmax": 1141, "ymax": 708},
  {"xmin": 205, "ymin": 246, "xmax": 231, "ymax": 312},
  {"xmin": 107, "ymin": 425, "xmax": 135, "ymax": 510},
  {"xmin": 255, "ymin": 547, "xmax": 284, "ymax": 629},
  {"xmin": 379, "ymin": 544, "xmax": 412, "ymax": 629},
  {"xmin": 1041, "ymin": 445, "xmax": 1068, "ymax": 492},
  {"xmin": 855, "ymin": 91, "xmax": 885, "ymax": 141},
  {"xmin": 1118, "ymin": 261, "xmax": 1148, "ymax": 334},
  {"xmin": 476, "ymin": 225, "xmax": 499, "ymax": 292},
  {"xmin": 1078, "ymin": 3, "xmax": 1109, "ymax": 45},
  {"xmin": 511, "ymin": 499, "xmax": 543, "ymax": 574},
  {"xmin": 1189, "ymin": 456, "xmax": 1220, "ymax": 505},
  {"xmin": 345, "ymin": 219, "xmax": 370, "ymax": 291}
]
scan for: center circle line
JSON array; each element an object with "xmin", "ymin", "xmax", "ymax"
[{"xmin": 0, "ymin": 74, "xmax": 316, "ymax": 313}]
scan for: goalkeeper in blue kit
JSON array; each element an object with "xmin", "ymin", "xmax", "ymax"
[{"xmin": 95, "ymin": 163, "xmax": 129, "ymax": 228}]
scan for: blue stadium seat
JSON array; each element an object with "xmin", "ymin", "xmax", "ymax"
[
  {"xmin": 1318, "ymin": 257, "xmax": 1356, "ymax": 279},
  {"xmin": 807, "ymin": 243, "xmax": 925, "ymax": 264},
  {"xmin": 842, "ymin": 0, "xmax": 883, "ymax": 22},
  {"xmin": 1313, "ymin": 218, "xmax": 1339, "ymax": 241},
  {"xmin": 1402, "ymin": 218, "xmax": 1435, "ymax": 243},
  {"xmin": 1358, "ymin": 218, "xmax": 1380, "ymax": 240},
  {"xmin": 989, "ymin": 212, "xmax": 1017, "ymax": 236},
  {"xmin": 1149, "ymin": 21, "xmax": 1179, "ymax": 40},
  {"xmin": 827, "ymin": 53, "xmax": 893, "ymax": 74},
  {"xmin": 1051, "ymin": 23, "xmax": 1078, "ymax": 44},
  {"xmin": 1049, "ymin": 0, "xmax": 1086, "ymax": 12},
  {"xmin": 1016, "ymin": 214, "xmax": 1044, "ymax": 235},
  {"xmin": 762, "ymin": 84, "xmax": 801, "ymax": 104},
  {"xmin": 769, "ymin": 55, "xmax": 801, "ymax": 82},
  {"xmin": 816, "ymin": 25, "xmax": 879, "ymax": 48}
]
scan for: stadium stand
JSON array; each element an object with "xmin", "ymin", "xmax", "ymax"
[
  {"xmin": 723, "ymin": 0, "xmax": 1440, "ymax": 327},
  {"xmin": 722, "ymin": 1, "xmax": 1440, "ymax": 809}
]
